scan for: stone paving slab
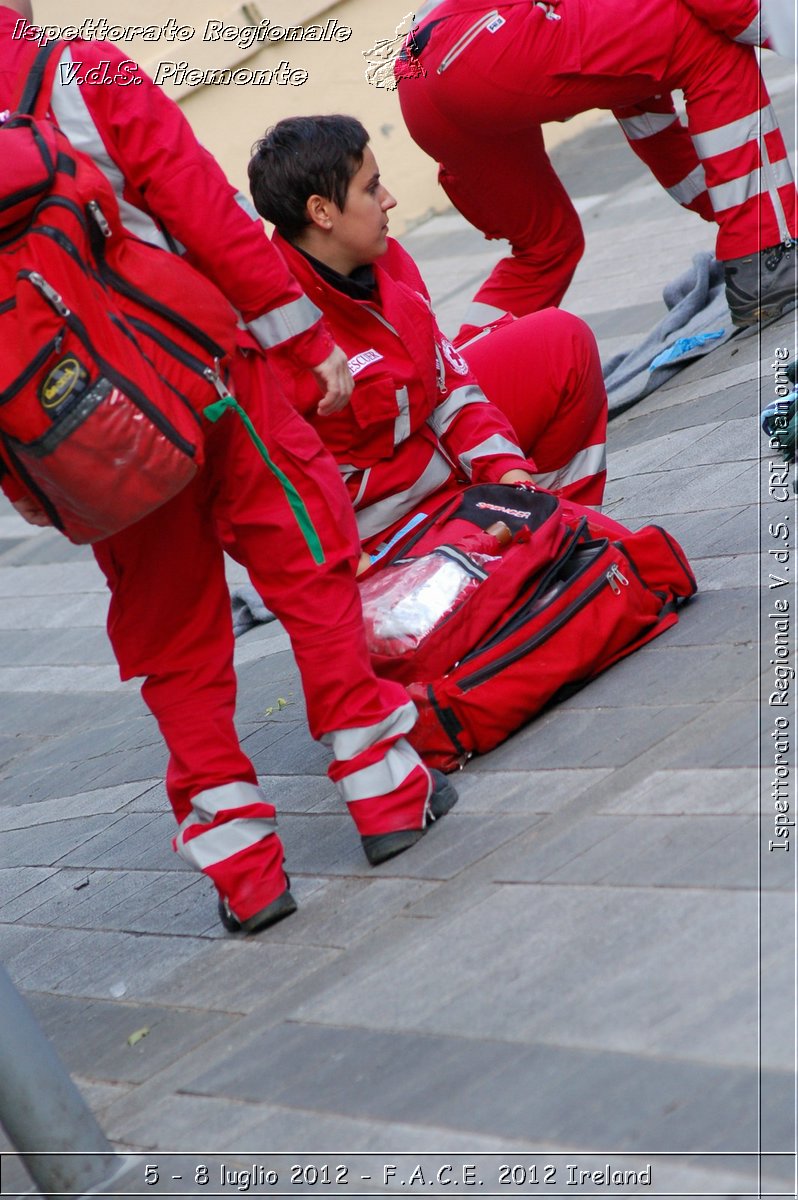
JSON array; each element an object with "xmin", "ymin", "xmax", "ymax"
[
  {"xmin": 26, "ymin": 991, "xmax": 235, "ymax": 1085},
  {"xmin": 279, "ymin": 883, "xmax": 785, "ymax": 1069},
  {"xmin": 601, "ymin": 768, "xmax": 758, "ymax": 816},
  {"xmin": 180, "ymin": 1019, "xmax": 787, "ymax": 1153}
]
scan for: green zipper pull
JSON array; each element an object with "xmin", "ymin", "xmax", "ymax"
[{"xmin": 204, "ymin": 370, "xmax": 325, "ymax": 565}]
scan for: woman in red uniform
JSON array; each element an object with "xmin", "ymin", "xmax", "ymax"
[{"xmin": 248, "ymin": 115, "xmax": 608, "ymax": 560}]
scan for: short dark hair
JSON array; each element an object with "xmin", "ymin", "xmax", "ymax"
[{"xmin": 248, "ymin": 115, "xmax": 370, "ymax": 241}]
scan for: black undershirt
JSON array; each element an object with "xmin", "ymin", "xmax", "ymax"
[{"xmin": 296, "ymin": 246, "xmax": 377, "ymax": 301}]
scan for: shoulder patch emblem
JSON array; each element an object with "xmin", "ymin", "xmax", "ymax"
[{"xmin": 440, "ymin": 336, "xmax": 470, "ymax": 376}]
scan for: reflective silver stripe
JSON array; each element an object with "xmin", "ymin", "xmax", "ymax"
[
  {"xmin": 667, "ymin": 164, "xmax": 708, "ymax": 207},
  {"xmin": 462, "ymin": 300, "xmax": 509, "ymax": 329},
  {"xmin": 247, "ymin": 295, "xmax": 324, "ymax": 350},
  {"xmin": 692, "ymin": 104, "xmax": 778, "ymax": 159},
  {"xmin": 427, "ymin": 385, "xmax": 488, "ymax": 437},
  {"xmin": 363, "ymin": 306, "xmax": 400, "ymax": 337},
  {"xmin": 337, "ymin": 737, "xmax": 425, "ymax": 804},
  {"xmin": 433, "ymin": 343, "xmax": 447, "ymax": 393},
  {"xmin": 617, "ymin": 112, "xmax": 679, "ymax": 141},
  {"xmin": 457, "ymin": 326, "xmax": 495, "ymax": 350},
  {"xmin": 394, "ymin": 387, "xmax": 412, "ymax": 445},
  {"xmin": 174, "ymin": 815, "xmax": 278, "ymax": 872},
  {"xmin": 459, "ymin": 435, "xmax": 525, "ymax": 479},
  {"xmin": 531, "ymin": 442, "xmax": 606, "ymax": 492},
  {"xmin": 50, "ymin": 49, "xmax": 174, "ymax": 251},
  {"xmin": 354, "ymin": 450, "xmax": 452, "ymax": 540},
  {"xmin": 351, "ymin": 467, "xmax": 372, "ymax": 509},
  {"xmin": 438, "ymin": 10, "xmax": 501, "ymax": 73},
  {"xmin": 188, "ymin": 781, "xmax": 267, "ymax": 820},
  {"xmin": 708, "ymin": 156, "xmax": 794, "ymax": 213},
  {"xmin": 234, "ymin": 190, "xmax": 261, "ymax": 222},
  {"xmin": 734, "ymin": 12, "xmax": 762, "ymax": 43},
  {"xmin": 760, "ymin": 132, "xmax": 792, "ymax": 243},
  {"xmin": 322, "ymin": 699, "xmax": 418, "ymax": 760}
]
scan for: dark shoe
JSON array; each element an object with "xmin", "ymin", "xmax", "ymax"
[
  {"xmin": 361, "ymin": 769, "xmax": 459, "ymax": 866},
  {"xmin": 724, "ymin": 240, "xmax": 797, "ymax": 326},
  {"xmin": 218, "ymin": 887, "xmax": 297, "ymax": 934}
]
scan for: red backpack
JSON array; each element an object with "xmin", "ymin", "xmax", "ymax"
[
  {"xmin": 0, "ymin": 41, "xmax": 240, "ymax": 543},
  {"xmin": 359, "ymin": 484, "xmax": 697, "ymax": 772}
]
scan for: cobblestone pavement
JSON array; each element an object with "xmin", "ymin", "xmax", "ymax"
[{"xmin": 0, "ymin": 57, "xmax": 795, "ymax": 1200}]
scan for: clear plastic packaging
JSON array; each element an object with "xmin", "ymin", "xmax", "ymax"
[{"xmin": 360, "ymin": 521, "xmax": 511, "ymax": 655}]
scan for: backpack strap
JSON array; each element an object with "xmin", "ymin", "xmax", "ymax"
[{"xmin": 15, "ymin": 40, "xmax": 65, "ymax": 117}]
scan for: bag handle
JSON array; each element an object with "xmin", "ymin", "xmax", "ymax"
[{"xmin": 15, "ymin": 40, "xmax": 64, "ymax": 116}]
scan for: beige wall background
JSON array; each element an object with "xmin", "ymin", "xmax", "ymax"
[{"xmin": 32, "ymin": 0, "xmax": 596, "ymax": 237}]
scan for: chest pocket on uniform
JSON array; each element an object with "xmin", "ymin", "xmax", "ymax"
[{"xmin": 336, "ymin": 374, "xmax": 402, "ymax": 467}]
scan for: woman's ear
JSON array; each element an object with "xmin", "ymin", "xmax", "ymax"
[{"xmin": 306, "ymin": 194, "xmax": 336, "ymax": 231}]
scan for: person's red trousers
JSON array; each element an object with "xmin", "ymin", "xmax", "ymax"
[
  {"xmin": 462, "ymin": 309, "xmax": 607, "ymax": 506},
  {"xmin": 93, "ymin": 344, "xmax": 433, "ymax": 920},
  {"xmin": 398, "ymin": 0, "xmax": 796, "ymax": 330}
]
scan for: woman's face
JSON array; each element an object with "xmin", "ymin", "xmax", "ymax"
[{"xmin": 323, "ymin": 144, "xmax": 397, "ymax": 274}]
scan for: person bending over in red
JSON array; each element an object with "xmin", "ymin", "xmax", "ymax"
[{"xmin": 394, "ymin": 0, "xmax": 796, "ymax": 337}]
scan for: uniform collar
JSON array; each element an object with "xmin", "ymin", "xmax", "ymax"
[{"xmin": 293, "ymin": 244, "xmax": 378, "ymax": 302}]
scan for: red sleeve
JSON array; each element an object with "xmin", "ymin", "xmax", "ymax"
[
  {"xmin": 385, "ymin": 243, "xmax": 536, "ymax": 478},
  {"xmin": 65, "ymin": 41, "xmax": 333, "ymax": 369}
]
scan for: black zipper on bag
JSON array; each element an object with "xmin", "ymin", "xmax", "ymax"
[
  {"xmin": 28, "ymin": 214, "xmax": 209, "ymax": 371},
  {"xmin": 0, "ymin": 194, "xmax": 89, "ymax": 251},
  {"xmin": 14, "ymin": 217, "xmax": 218, "ymax": 419},
  {"xmin": 34, "ymin": 194, "xmax": 88, "ymax": 228},
  {"xmin": 125, "ymin": 314, "xmax": 216, "ymax": 380},
  {"xmin": 0, "ymin": 432, "xmax": 64, "ymax": 529},
  {"xmin": 0, "ymin": 121, "xmax": 56, "ymax": 220},
  {"xmin": 107, "ymin": 314, "xmax": 204, "ymax": 429},
  {"xmin": 388, "ymin": 494, "xmax": 464, "ymax": 561},
  {"xmin": 20, "ymin": 271, "xmax": 199, "ymax": 458},
  {"xmin": 0, "ymin": 334, "xmax": 62, "ymax": 406},
  {"xmin": 94, "ymin": 248, "xmax": 228, "ymax": 360},
  {"xmin": 460, "ymin": 521, "xmax": 593, "ymax": 658},
  {"xmin": 456, "ymin": 552, "xmax": 627, "ymax": 692},
  {"xmin": 29, "ymin": 224, "xmax": 91, "ymax": 271}
]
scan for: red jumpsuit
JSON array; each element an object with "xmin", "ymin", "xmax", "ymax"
[
  {"xmin": 0, "ymin": 15, "xmax": 437, "ymax": 924},
  {"xmin": 397, "ymin": 0, "xmax": 797, "ymax": 332},
  {"xmin": 271, "ymin": 234, "xmax": 607, "ymax": 542}
]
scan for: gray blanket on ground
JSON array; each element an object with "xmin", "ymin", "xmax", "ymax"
[
  {"xmin": 231, "ymin": 583, "xmax": 276, "ymax": 637},
  {"xmin": 603, "ymin": 251, "xmax": 738, "ymax": 417}
]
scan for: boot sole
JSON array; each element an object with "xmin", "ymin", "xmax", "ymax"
[
  {"xmin": 218, "ymin": 889, "xmax": 297, "ymax": 934},
  {"xmin": 731, "ymin": 295, "xmax": 798, "ymax": 327},
  {"xmin": 361, "ymin": 769, "xmax": 459, "ymax": 866},
  {"xmin": 361, "ymin": 827, "xmax": 426, "ymax": 866}
]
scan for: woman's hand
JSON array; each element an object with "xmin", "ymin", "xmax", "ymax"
[
  {"xmin": 498, "ymin": 469, "xmax": 536, "ymax": 487},
  {"xmin": 313, "ymin": 345, "xmax": 354, "ymax": 415}
]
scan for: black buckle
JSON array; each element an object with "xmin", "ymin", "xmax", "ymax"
[{"xmin": 403, "ymin": 17, "xmax": 442, "ymax": 60}]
